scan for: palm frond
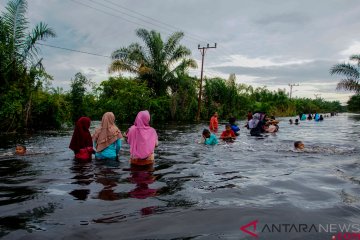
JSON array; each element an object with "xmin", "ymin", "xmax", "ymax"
[
  {"xmin": 164, "ymin": 31, "xmax": 184, "ymax": 57},
  {"xmin": 336, "ymin": 78, "xmax": 360, "ymax": 92},
  {"xmin": 21, "ymin": 22, "xmax": 55, "ymax": 66},
  {"xmin": 136, "ymin": 29, "xmax": 164, "ymax": 65},
  {"xmin": 108, "ymin": 59, "xmax": 138, "ymax": 74},
  {"xmin": 167, "ymin": 45, "xmax": 191, "ymax": 65},
  {"xmin": 109, "ymin": 28, "xmax": 196, "ymax": 96},
  {"xmin": 350, "ymin": 54, "xmax": 360, "ymax": 66},
  {"xmin": 136, "ymin": 29, "xmax": 154, "ymax": 59},
  {"xmin": 112, "ymin": 44, "xmax": 147, "ymax": 63},
  {"xmin": 112, "ymin": 46, "xmax": 130, "ymax": 59},
  {"xmin": 330, "ymin": 63, "xmax": 359, "ymax": 79},
  {"xmin": 165, "ymin": 58, "xmax": 197, "ymax": 81},
  {"xmin": 2, "ymin": 0, "xmax": 28, "ymax": 53}
]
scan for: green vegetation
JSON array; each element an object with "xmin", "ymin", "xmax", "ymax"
[
  {"xmin": 347, "ymin": 94, "xmax": 360, "ymax": 113},
  {"xmin": 331, "ymin": 54, "xmax": 360, "ymax": 112},
  {"xmin": 109, "ymin": 28, "xmax": 197, "ymax": 97},
  {"xmin": 202, "ymin": 76, "xmax": 343, "ymax": 119},
  {"xmin": 0, "ymin": 0, "xmax": 347, "ymax": 132},
  {"xmin": 0, "ymin": 0, "xmax": 56, "ymax": 132}
]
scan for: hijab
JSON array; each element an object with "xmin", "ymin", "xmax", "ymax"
[
  {"xmin": 69, "ymin": 117, "xmax": 93, "ymax": 152},
  {"xmin": 127, "ymin": 111, "xmax": 158, "ymax": 159},
  {"xmin": 93, "ymin": 112, "xmax": 122, "ymax": 152},
  {"xmin": 248, "ymin": 113, "xmax": 260, "ymax": 129}
]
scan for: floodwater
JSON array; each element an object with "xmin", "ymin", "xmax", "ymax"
[{"xmin": 0, "ymin": 113, "xmax": 359, "ymax": 240}]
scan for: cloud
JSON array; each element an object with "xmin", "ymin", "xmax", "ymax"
[
  {"xmin": 340, "ymin": 41, "xmax": 360, "ymax": 57},
  {"xmin": 1, "ymin": 0, "xmax": 360, "ymax": 103},
  {"xmin": 213, "ymin": 55, "xmax": 313, "ymax": 68},
  {"xmin": 211, "ymin": 59, "xmax": 337, "ymax": 85},
  {"xmin": 209, "ymin": 59, "xmax": 353, "ymax": 103},
  {"xmin": 254, "ymin": 12, "xmax": 309, "ymax": 26}
]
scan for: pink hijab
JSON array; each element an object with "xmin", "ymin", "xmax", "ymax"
[
  {"xmin": 93, "ymin": 112, "xmax": 123, "ymax": 152},
  {"xmin": 127, "ymin": 111, "xmax": 158, "ymax": 159}
]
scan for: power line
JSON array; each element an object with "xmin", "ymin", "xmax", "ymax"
[
  {"xmin": 101, "ymin": 0, "xmax": 207, "ymax": 43},
  {"xmin": 37, "ymin": 42, "xmax": 111, "ymax": 58},
  {"xmin": 37, "ymin": 42, "xmax": 217, "ymax": 74},
  {"xmin": 87, "ymin": 0, "xmax": 187, "ymax": 38},
  {"xmin": 70, "ymin": 0, "xmax": 170, "ymax": 38},
  {"xmin": 70, "ymin": 0, "xmax": 237, "ymax": 60},
  {"xmin": 89, "ymin": 0, "xmax": 205, "ymax": 43},
  {"xmin": 70, "ymin": 0, "xmax": 200, "ymax": 45},
  {"xmin": 100, "ymin": 0, "xmax": 239, "ymax": 57}
]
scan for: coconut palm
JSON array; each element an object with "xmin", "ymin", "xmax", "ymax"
[
  {"xmin": 0, "ymin": 0, "xmax": 56, "ymax": 82},
  {"xmin": 109, "ymin": 28, "xmax": 197, "ymax": 96},
  {"xmin": 330, "ymin": 54, "xmax": 360, "ymax": 93}
]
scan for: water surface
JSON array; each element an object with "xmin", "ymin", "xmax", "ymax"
[{"xmin": 0, "ymin": 114, "xmax": 359, "ymax": 239}]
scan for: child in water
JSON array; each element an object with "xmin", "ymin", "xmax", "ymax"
[
  {"xmin": 294, "ymin": 141, "xmax": 305, "ymax": 150},
  {"xmin": 220, "ymin": 124, "xmax": 237, "ymax": 141},
  {"xmin": 209, "ymin": 112, "xmax": 219, "ymax": 133},
  {"xmin": 229, "ymin": 117, "xmax": 240, "ymax": 136},
  {"xmin": 202, "ymin": 129, "xmax": 218, "ymax": 145},
  {"xmin": 295, "ymin": 119, "xmax": 299, "ymax": 125},
  {"xmin": 289, "ymin": 119, "xmax": 293, "ymax": 124},
  {"xmin": 15, "ymin": 145, "xmax": 26, "ymax": 155}
]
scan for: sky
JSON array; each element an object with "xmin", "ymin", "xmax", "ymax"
[{"xmin": 1, "ymin": 0, "xmax": 360, "ymax": 103}]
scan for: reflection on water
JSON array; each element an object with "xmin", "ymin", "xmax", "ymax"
[
  {"xmin": 129, "ymin": 165, "xmax": 157, "ymax": 199},
  {"xmin": 0, "ymin": 114, "xmax": 359, "ymax": 239},
  {"xmin": 95, "ymin": 161, "xmax": 125, "ymax": 201}
]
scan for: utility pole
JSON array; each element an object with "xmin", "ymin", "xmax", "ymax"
[
  {"xmin": 288, "ymin": 83, "xmax": 299, "ymax": 99},
  {"xmin": 196, "ymin": 43, "xmax": 217, "ymax": 121}
]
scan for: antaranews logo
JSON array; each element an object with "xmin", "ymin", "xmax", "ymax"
[
  {"xmin": 240, "ymin": 220, "xmax": 360, "ymax": 239},
  {"xmin": 240, "ymin": 220, "xmax": 258, "ymax": 237}
]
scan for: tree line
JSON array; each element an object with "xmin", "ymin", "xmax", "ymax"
[{"xmin": 0, "ymin": 0, "xmax": 355, "ymax": 133}]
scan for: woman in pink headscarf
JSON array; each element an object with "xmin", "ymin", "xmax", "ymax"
[
  {"xmin": 126, "ymin": 110, "xmax": 158, "ymax": 166},
  {"xmin": 93, "ymin": 112, "xmax": 123, "ymax": 160}
]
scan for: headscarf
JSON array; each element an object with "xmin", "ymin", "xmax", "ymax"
[
  {"xmin": 93, "ymin": 112, "xmax": 123, "ymax": 152},
  {"xmin": 69, "ymin": 117, "xmax": 93, "ymax": 152},
  {"xmin": 127, "ymin": 111, "xmax": 158, "ymax": 159},
  {"xmin": 248, "ymin": 113, "xmax": 260, "ymax": 129}
]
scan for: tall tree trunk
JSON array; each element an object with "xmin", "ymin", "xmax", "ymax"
[{"xmin": 24, "ymin": 93, "xmax": 32, "ymax": 129}]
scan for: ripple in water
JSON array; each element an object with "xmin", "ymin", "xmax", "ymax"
[{"xmin": 0, "ymin": 113, "xmax": 359, "ymax": 239}]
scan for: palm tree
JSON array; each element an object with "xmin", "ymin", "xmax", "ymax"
[
  {"xmin": 0, "ymin": 0, "xmax": 56, "ymax": 130},
  {"xmin": 109, "ymin": 29, "xmax": 197, "ymax": 96},
  {"xmin": 1, "ymin": 0, "xmax": 56, "ymax": 82},
  {"xmin": 330, "ymin": 54, "xmax": 360, "ymax": 93}
]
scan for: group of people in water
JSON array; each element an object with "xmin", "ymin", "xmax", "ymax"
[
  {"xmin": 68, "ymin": 110, "xmax": 158, "ymax": 165},
  {"xmin": 202, "ymin": 111, "xmax": 336, "ymax": 151},
  {"xmin": 202, "ymin": 111, "xmax": 281, "ymax": 145},
  {"xmin": 288, "ymin": 112, "xmax": 334, "ymax": 125},
  {"xmin": 12, "ymin": 110, "xmax": 338, "ymax": 164}
]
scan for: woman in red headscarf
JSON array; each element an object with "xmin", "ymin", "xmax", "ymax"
[{"xmin": 69, "ymin": 117, "xmax": 94, "ymax": 160}]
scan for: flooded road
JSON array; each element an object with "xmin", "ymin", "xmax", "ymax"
[{"xmin": 0, "ymin": 113, "xmax": 359, "ymax": 239}]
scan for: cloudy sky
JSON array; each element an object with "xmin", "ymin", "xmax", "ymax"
[{"xmin": 1, "ymin": 0, "xmax": 360, "ymax": 103}]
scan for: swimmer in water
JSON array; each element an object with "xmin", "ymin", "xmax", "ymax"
[
  {"xmin": 220, "ymin": 124, "xmax": 237, "ymax": 141},
  {"xmin": 15, "ymin": 145, "xmax": 26, "ymax": 155},
  {"xmin": 202, "ymin": 129, "xmax": 218, "ymax": 145},
  {"xmin": 294, "ymin": 141, "xmax": 305, "ymax": 150}
]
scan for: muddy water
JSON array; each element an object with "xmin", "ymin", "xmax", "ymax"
[{"xmin": 0, "ymin": 114, "xmax": 359, "ymax": 239}]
